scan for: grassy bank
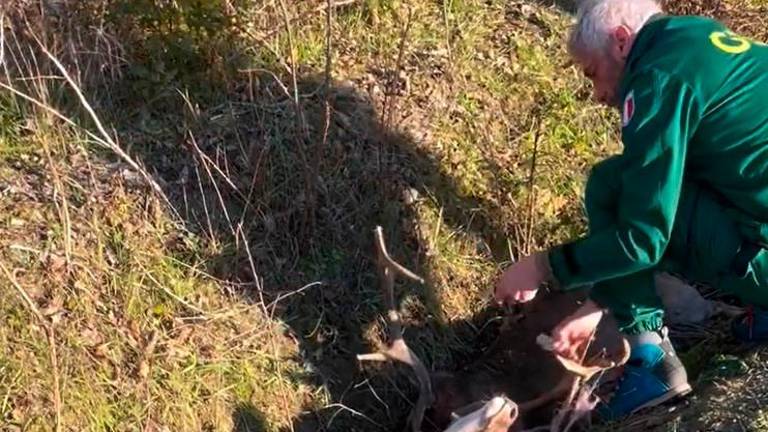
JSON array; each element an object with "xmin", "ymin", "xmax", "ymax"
[{"xmin": 1, "ymin": 0, "xmax": 767, "ymax": 431}]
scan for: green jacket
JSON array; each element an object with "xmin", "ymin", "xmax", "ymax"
[{"xmin": 549, "ymin": 15, "xmax": 768, "ymax": 289}]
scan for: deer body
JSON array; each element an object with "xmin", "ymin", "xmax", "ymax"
[
  {"xmin": 428, "ymin": 289, "xmax": 628, "ymax": 431},
  {"xmin": 358, "ymin": 227, "xmax": 628, "ymax": 432}
]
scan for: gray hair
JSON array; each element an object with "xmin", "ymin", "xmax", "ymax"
[{"xmin": 568, "ymin": 0, "xmax": 663, "ymax": 59}]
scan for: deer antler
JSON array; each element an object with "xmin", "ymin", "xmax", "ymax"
[
  {"xmin": 535, "ymin": 333, "xmax": 631, "ymax": 432},
  {"xmin": 357, "ymin": 226, "xmax": 433, "ymax": 432}
]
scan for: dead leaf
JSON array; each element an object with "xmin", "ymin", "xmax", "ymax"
[
  {"xmin": 136, "ymin": 330, "xmax": 159, "ymax": 380},
  {"xmin": 172, "ymin": 325, "xmax": 193, "ymax": 344},
  {"xmin": 49, "ymin": 311, "xmax": 66, "ymax": 325},
  {"xmin": 137, "ymin": 359, "xmax": 150, "ymax": 380},
  {"xmin": 93, "ymin": 343, "xmax": 110, "ymax": 360},
  {"xmin": 200, "ymin": 344, "xmax": 216, "ymax": 359},
  {"xmin": 45, "ymin": 253, "xmax": 67, "ymax": 273},
  {"xmin": 144, "ymin": 331, "xmax": 159, "ymax": 355},
  {"xmin": 41, "ymin": 297, "xmax": 66, "ymax": 324},
  {"xmin": 127, "ymin": 320, "xmax": 142, "ymax": 345},
  {"xmin": 81, "ymin": 327, "xmax": 103, "ymax": 346}
]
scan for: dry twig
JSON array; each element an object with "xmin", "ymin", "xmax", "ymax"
[
  {"xmin": 524, "ymin": 115, "xmax": 543, "ymax": 256},
  {"xmin": 37, "ymin": 43, "xmax": 178, "ymax": 219},
  {"xmin": 0, "ymin": 22, "xmax": 178, "ymax": 220},
  {"xmin": 382, "ymin": 5, "xmax": 414, "ymax": 130}
]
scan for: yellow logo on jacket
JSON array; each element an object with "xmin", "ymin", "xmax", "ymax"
[{"xmin": 710, "ymin": 31, "xmax": 752, "ymax": 54}]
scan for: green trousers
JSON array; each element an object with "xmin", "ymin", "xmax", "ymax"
[{"xmin": 585, "ymin": 156, "xmax": 768, "ymax": 334}]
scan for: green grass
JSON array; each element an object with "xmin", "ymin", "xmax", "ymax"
[{"xmin": 0, "ymin": 123, "xmax": 317, "ymax": 430}]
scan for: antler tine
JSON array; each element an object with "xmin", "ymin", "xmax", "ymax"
[
  {"xmin": 374, "ymin": 226, "xmax": 425, "ymax": 284},
  {"xmin": 537, "ymin": 334, "xmax": 631, "ymax": 432},
  {"xmin": 373, "ymin": 226, "xmax": 424, "ymax": 342},
  {"xmin": 358, "ymin": 226, "xmax": 433, "ymax": 432}
]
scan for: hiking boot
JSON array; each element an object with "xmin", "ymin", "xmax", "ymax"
[
  {"xmin": 732, "ymin": 306, "xmax": 768, "ymax": 342},
  {"xmin": 598, "ymin": 328, "xmax": 692, "ymax": 420}
]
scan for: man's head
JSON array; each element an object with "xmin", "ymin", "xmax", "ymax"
[{"xmin": 568, "ymin": 0, "xmax": 662, "ymax": 107}]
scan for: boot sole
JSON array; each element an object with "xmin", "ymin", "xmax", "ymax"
[{"xmin": 629, "ymin": 382, "xmax": 693, "ymax": 415}]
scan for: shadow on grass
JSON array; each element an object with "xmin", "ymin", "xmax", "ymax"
[
  {"xmin": 161, "ymin": 74, "xmax": 512, "ymax": 431},
  {"xmin": 232, "ymin": 403, "xmax": 269, "ymax": 432},
  {"xmin": 119, "ymin": 70, "xmax": 515, "ymax": 430}
]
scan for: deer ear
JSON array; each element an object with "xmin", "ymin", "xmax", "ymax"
[
  {"xmin": 486, "ymin": 398, "xmax": 519, "ymax": 432},
  {"xmin": 481, "ymin": 397, "xmax": 508, "ymax": 421}
]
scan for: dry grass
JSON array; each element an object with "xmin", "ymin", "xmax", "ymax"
[
  {"xmin": 0, "ymin": 0, "xmax": 767, "ymax": 431},
  {"xmin": 0, "ymin": 129, "xmax": 319, "ymax": 430}
]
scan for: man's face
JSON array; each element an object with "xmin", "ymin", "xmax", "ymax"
[
  {"xmin": 579, "ymin": 53, "xmax": 626, "ymax": 107},
  {"xmin": 575, "ymin": 25, "xmax": 636, "ymax": 108}
]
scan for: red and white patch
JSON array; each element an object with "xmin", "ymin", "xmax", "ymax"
[{"xmin": 622, "ymin": 91, "xmax": 635, "ymax": 127}]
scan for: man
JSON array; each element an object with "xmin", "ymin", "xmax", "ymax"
[{"xmin": 494, "ymin": 0, "xmax": 768, "ymax": 419}]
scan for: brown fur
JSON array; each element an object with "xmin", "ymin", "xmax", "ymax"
[{"xmin": 426, "ymin": 289, "xmax": 626, "ymax": 430}]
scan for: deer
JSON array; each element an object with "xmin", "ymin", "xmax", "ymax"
[{"xmin": 357, "ymin": 226, "xmax": 631, "ymax": 432}]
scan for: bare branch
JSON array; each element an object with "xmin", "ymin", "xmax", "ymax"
[
  {"xmin": 382, "ymin": 6, "xmax": 413, "ymax": 129},
  {"xmin": 524, "ymin": 115, "xmax": 543, "ymax": 256}
]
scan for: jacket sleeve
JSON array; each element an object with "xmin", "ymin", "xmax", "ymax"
[{"xmin": 548, "ymin": 70, "xmax": 703, "ymax": 289}]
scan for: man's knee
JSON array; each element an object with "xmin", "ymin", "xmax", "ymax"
[{"xmin": 666, "ymin": 183, "xmax": 743, "ymax": 280}]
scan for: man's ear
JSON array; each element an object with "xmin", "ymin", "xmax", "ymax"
[{"xmin": 609, "ymin": 25, "xmax": 634, "ymax": 61}]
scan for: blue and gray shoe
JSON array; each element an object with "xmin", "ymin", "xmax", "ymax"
[
  {"xmin": 732, "ymin": 306, "xmax": 768, "ymax": 342},
  {"xmin": 598, "ymin": 328, "xmax": 692, "ymax": 420}
]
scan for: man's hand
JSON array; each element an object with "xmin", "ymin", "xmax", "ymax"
[
  {"xmin": 494, "ymin": 252, "xmax": 550, "ymax": 306},
  {"xmin": 552, "ymin": 299, "xmax": 605, "ymax": 360}
]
